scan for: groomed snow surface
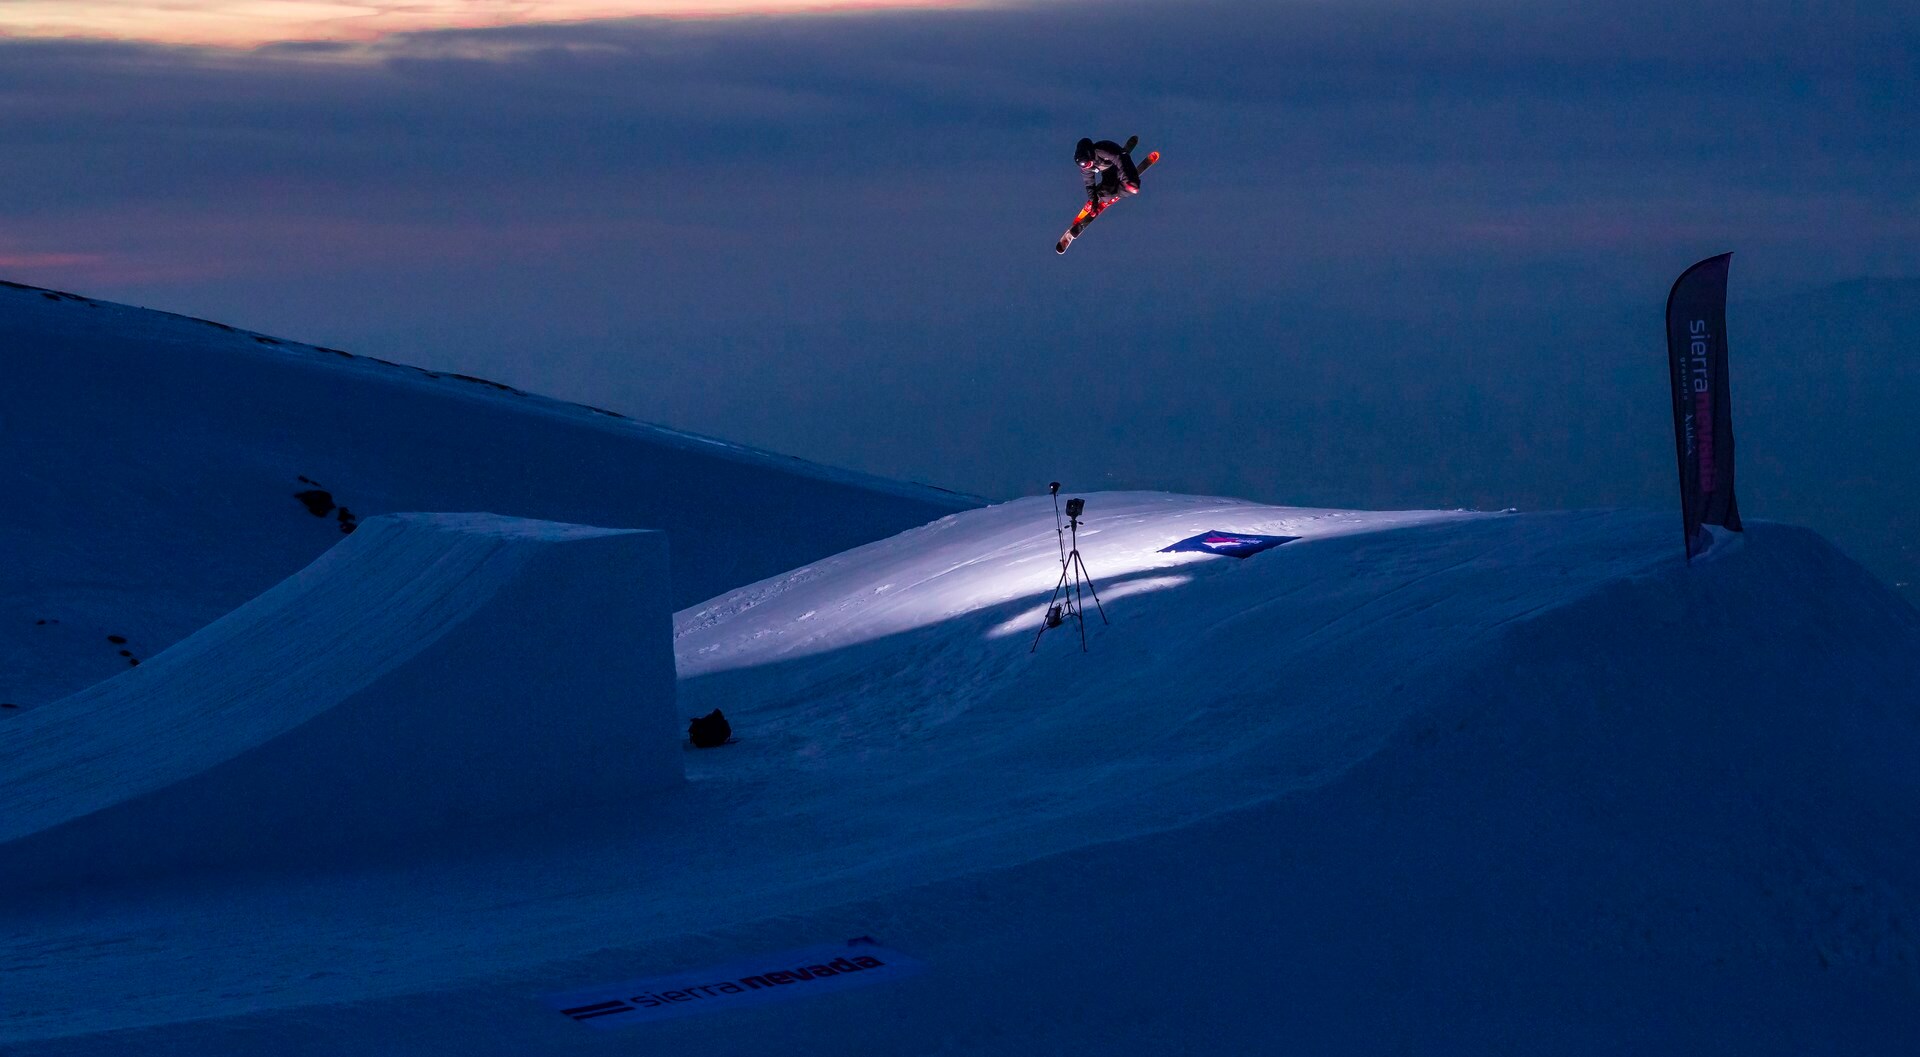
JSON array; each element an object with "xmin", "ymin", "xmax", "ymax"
[
  {"xmin": 3, "ymin": 513, "xmax": 679, "ymax": 891},
  {"xmin": 7, "ymin": 492, "xmax": 1920, "ymax": 1054}
]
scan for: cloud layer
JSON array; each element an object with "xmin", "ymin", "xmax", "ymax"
[{"xmin": 0, "ymin": 0, "xmax": 976, "ymax": 47}]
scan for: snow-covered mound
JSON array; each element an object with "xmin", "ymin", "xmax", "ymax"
[
  {"xmin": 5, "ymin": 495, "xmax": 1917, "ymax": 1054},
  {"xmin": 678, "ymin": 494, "xmax": 1920, "ymax": 880},
  {"xmin": 1, "ymin": 513, "xmax": 679, "ymax": 890},
  {"xmin": 0, "ymin": 280, "xmax": 974, "ymax": 708}
]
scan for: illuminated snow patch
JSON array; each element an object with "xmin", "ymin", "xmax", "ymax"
[
  {"xmin": 987, "ymin": 574, "xmax": 1195, "ymax": 639},
  {"xmin": 675, "ymin": 492, "xmax": 1487, "ymax": 677}
]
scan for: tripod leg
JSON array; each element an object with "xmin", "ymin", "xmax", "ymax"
[
  {"xmin": 1071, "ymin": 551, "xmax": 1110, "ymax": 624},
  {"xmin": 1072, "ymin": 575, "xmax": 1089, "ymax": 651},
  {"xmin": 1030, "ymin": 565, "xmax": 1073, "ymax": 653}
]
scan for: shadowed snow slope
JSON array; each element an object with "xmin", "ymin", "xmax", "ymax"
[
  {"xmin": 0, "ymin": 280, "xmax": 974, "ymax": 707},
  {"xmin": 0, "ymin": 513, "xmax": 679, "ymax": 890},
  {"xmin": 4, "ymin": 495, "xmax": 1917, "ymax": 1054}
]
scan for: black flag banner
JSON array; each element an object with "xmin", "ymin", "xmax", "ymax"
[{"xmin": 1665, "ymin": 253, "xmax": 1743, "ymax": 560}]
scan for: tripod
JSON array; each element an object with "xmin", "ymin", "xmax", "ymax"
[{"xmin": 1031, "ymin": 488, "xmax": 1109, "ymax": 653}]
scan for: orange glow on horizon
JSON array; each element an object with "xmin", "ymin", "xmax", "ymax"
[{"xmin": 0, "ymin": 0, "xmax": 981, "ymax": 49}]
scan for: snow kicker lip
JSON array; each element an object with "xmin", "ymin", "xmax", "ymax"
[{"xmin": 0, "ymin": 513, "xmax": 681, "ymax": 891}]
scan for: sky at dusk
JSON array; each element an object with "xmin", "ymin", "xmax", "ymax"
[
  {"xmin": 3, "ymin": 0, "xmax": 1917, "ymax": 585},
  {"xmin": 0, "ymin": 0, "xmax": 975, "ymax": 47}
]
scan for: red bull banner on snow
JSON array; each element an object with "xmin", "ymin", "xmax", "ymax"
[
  {"xmin": 1665, "ymin": 253, "xmax": 1743, "ymax": 560},
  {"xmin": 545, "ymin": 938, "xmax": 923, "ymax": 1029}
]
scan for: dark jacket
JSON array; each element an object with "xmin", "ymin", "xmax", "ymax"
[{"xmin": 1081, "ymin": 140, "xmax": 1141, "ymax": 201}]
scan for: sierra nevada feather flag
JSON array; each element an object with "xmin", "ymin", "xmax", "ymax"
[{"xmin": 1665, "ymin": 253, "xmax": 1743, "ymax": 560}]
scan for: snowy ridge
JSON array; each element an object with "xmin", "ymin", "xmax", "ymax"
[
  {"xmin": 1, "ymin": 513, "xmax": 680, "ymax": 889},
  {"xmin": 5, "ymin": 495, "xmax": 1916, "ymax": 1053},
  {"xmin": 0, "ymin": 279, "xmax": 976, "ymax": 707},
  {"xmin": 0, "ymin": 280, "xmax": 961, "ymax": 504}
]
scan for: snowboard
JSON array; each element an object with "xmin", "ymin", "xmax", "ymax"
[{"xmin": 1056, "ymin": 150, "xmax": 1159, "ymax": 254}]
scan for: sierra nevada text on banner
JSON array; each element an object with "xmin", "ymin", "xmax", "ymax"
[{"xmin": 1665, "ymin": 253, "xmax": 1743, "ymax": 560}]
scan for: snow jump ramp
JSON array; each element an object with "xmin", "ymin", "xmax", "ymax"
[{"xmin": 1, "ymin": 513, "xmax": 679, "ymax": 890}]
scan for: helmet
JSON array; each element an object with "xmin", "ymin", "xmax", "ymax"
[{"xmin": 1074, "ymin": 138, "xmax": 1096, "ymax": 168}]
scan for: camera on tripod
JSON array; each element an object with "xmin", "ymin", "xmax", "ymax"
[{"xmin": 1032, "ymin": 485, "xmax": 1107, "ymax": 653}]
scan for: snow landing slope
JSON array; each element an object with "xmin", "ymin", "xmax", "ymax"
[
  {"xmin": 2, "ymin": 513, "xmax": 679, "ymax": 890},
  {"xmin": 5, "ymin": 494, "xmax": 1919, "ymax": 1055},
  {"xmin": 0, "ymin": 280, "xmax": 974, "ymax": 708}
]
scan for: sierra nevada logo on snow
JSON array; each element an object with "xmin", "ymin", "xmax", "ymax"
[{"xmin": 545, "ymin": 939, "xmax": 923, "ymax": 1028}]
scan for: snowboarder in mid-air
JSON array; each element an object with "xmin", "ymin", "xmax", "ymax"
[
  {"xmin": 1058, "ymin": 135, "xmax": 1159, "ymax": 254},
  {"xmin": 1076, "ymin": 136, "xmax": 1141, "ymax": 209}
]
